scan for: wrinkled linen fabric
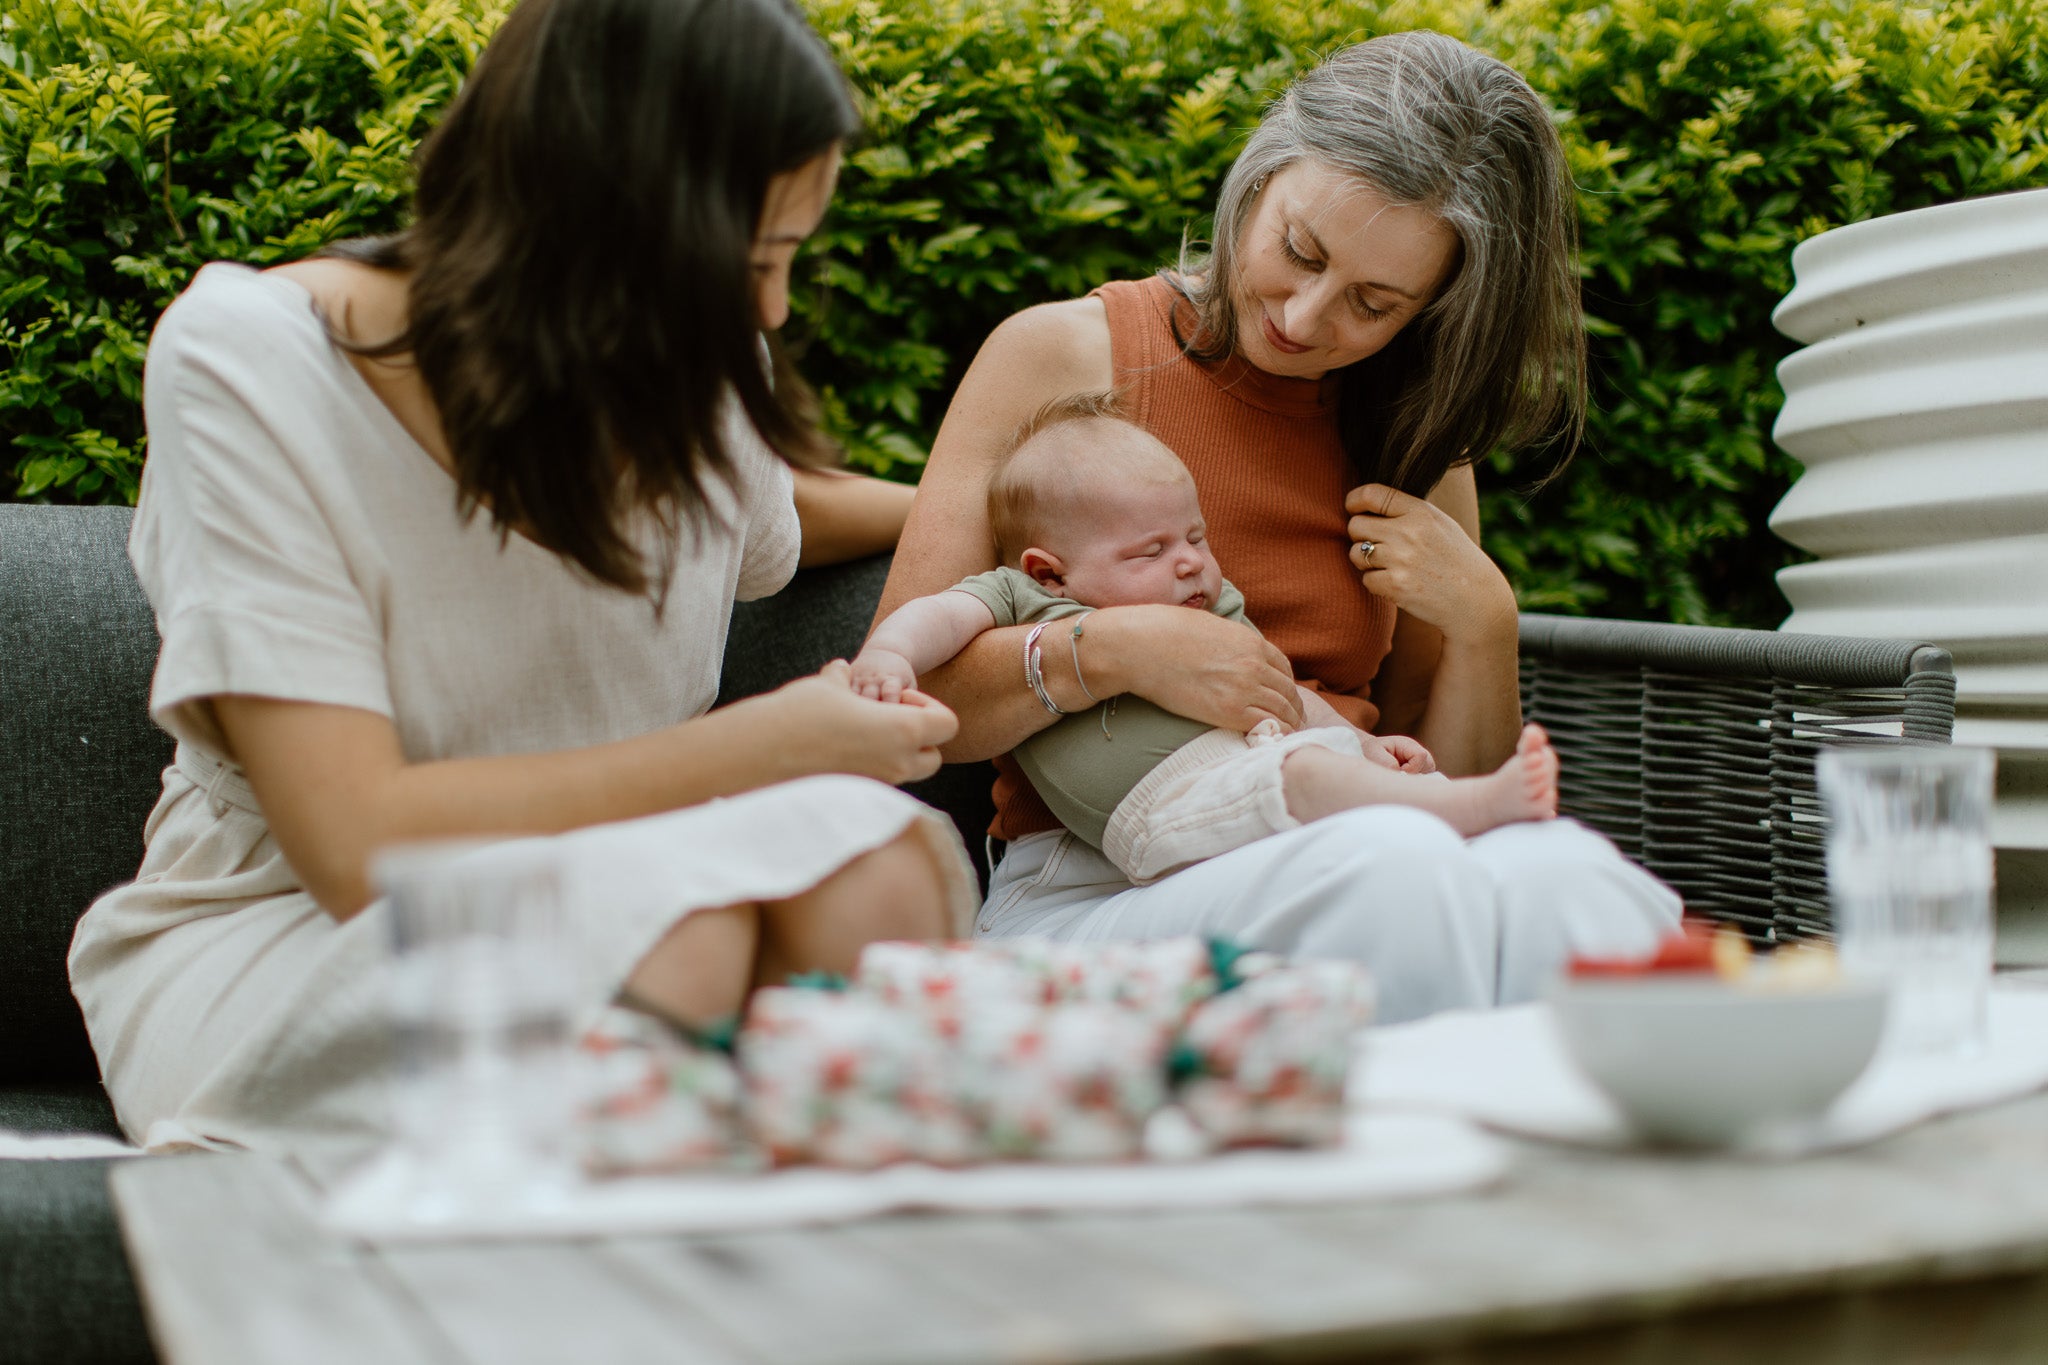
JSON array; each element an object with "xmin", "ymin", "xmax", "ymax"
[{"xmin": 68, "ymin": 264, "xmax": 976, "ymax": 1157}]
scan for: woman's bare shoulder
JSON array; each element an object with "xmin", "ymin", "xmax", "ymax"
[
  {"xmin": 970, "ymin": 296, "xmax": 1114, "ymax": 398},
  {"xmin": 933, "ymin": 297, "xmax": 1114, "ymax": 474},
  {"xmin": 992, "ymin": 295, "xmax": 1109, "ymax": 343}
]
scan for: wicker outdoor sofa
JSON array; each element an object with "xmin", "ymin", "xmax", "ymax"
[{"xmin": 1, "ymin": 502, "xmax": 1953, "ymax": 1365}]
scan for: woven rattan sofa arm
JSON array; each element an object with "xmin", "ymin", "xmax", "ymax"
[
  {"xmin": 1518, "ymin": 614, "xmax": 1952, "ymax": 690},
  {"xmin": 1515, "ymin": 613, "xmax": 1957, "ymax": 942}
]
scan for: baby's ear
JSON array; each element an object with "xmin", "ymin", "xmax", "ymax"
[{"xmin": 1018, "ymin": 548, "xmax": 1066, "ymax": 591}]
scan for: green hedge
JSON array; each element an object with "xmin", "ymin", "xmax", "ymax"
[{"xmin": 6, "ymin": 0, "xmax": 2047, "ymax": 626}]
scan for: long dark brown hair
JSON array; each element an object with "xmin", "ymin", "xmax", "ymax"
[
  {"xmin": 1173, "ymin": 32, "xmax": 1586, "ymax": 498},
  {"xmin": 322, "ymin": 0, "xmax": 860, "ymax": 594}
]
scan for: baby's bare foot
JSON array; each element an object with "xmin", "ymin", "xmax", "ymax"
[
  {"xmin": 1505, "ymin": 723, "xmax": 1559, "ymax": 822},
  {"xmin": 1422, "ymin": 723, "xmax": 1558, "ymax": 837},
  {"xmin": 1280, "ymin": 726, "xmax": 1561, "ymax": 836}
]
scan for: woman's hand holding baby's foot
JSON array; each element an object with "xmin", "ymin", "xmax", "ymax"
[{"xmin": 848, "ymin": 647, "xmax": 918, "ymax": 703}]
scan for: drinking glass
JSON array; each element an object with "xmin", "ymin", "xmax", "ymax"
[
  {"xmin": 374, "ymin": 839, "xmax": 582, "ymax": 1222},
  {"xmin": 1818, "ymin": 745, "xmax": 1995, "ymax": 1054}
]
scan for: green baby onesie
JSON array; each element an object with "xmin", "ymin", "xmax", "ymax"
[{"xmin": 948, "ymin": 566, "xmax": 1253, "ymax": 847}]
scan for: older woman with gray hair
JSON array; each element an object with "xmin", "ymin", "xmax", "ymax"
[{"xmin": 878, "ymin": 31, "xmax": 1681, "ymax": 1023}]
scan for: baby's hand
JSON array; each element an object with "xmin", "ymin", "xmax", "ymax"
[
  {"xmin": 849, "ymin": 647, "xmax": 918, "ymax": 703},
  {"xmin": 1373, "ymin": 733, "xmax": 1437, "ymax": 774}
]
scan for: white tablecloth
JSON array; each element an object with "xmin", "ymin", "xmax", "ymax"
[{"xmin": 322, "ymin": 1111, "xmax": 1506, "ymax": 1242}]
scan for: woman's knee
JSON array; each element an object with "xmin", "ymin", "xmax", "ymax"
[
  {"xmin": 1229, "ymin": 809, "xmax": 1499, "ymax": 1019},
  {"xmin": 1287, "ymin": 805, "xmax": 1478, "ymax": 889},
  {"xmin": 1469, "ymin": 816, "xmax": 1621, "ymax": 873},
  {"xmin": 1313, "ymin": 801, "xmax": 1465, "ymax": 841},
  {"xmin": 1471, "ymin": 820, "xmax": 1682, "ymax": 1003},
  {"xmin": 761, "ymin": 828, "xmax": 954, "ymax": 971},
  {"xmin": 1471, "ymin": 819, "xmax": 1682, "ymax": 928},
  {"xmin": 623, "ymin": 902, "xmax": 760, "ymax": 1028}
]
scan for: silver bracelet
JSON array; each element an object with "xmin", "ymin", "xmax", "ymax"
[
  {"xmin": 1068, "ymin": 616, "xmax": 1102, "ymax": 704},
  {"xmin": 1023, "ymin": 622, "xmax": 1066, "ymax": 715}
]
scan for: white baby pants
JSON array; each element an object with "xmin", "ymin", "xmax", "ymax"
[
  {"xmin": 1102, "ymin": 721, "xmax": 1374, "ymax": 885},
  {"xmin": 978, "ymin": 810, "xmax": 1682, "ymax": 1024}
]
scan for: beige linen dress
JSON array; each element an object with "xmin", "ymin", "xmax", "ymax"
[{"xmin": 68, "ymin": 264, "xmax": 976, "ymax": 1156}]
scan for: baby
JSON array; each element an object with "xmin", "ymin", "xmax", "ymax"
[{"xmin": 853, "ymin": 398, "xmax": 1559, "ymax": 884}]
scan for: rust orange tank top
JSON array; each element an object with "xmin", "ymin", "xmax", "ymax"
[{"xmin": 989, "ymin": 274, "xmax": 1400, "ymax": 841}]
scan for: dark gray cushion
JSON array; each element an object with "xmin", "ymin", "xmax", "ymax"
[
  {"xmin": 0, "ymin": 506, "xmax": 171, "ymax": 1086},
  {"xmin": 0, "ymin": 1158, "xmax": 156, "ymax": 1364},
  {"xmin": 717, "ymin": 554, "xmax": 899, "ymax": 707},
  {"xmin": 0, "ymin": 1083, "xmax": 124, "ymax": 1140}
]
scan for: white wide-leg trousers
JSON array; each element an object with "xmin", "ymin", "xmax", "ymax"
[{"xmin": 978, "ymin": 810, "xmax": 1682, "ymax": 1024}]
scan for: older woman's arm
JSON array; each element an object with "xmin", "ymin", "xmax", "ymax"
[
  {"xmin": 792, "ymin": 467, "xmax": 917, "ymax": 567},
  {"xmin": 1346, "ymin": 465, "xmax": 1522, "ymax": 775},
  {"xmin": 881, "ymin": 299, "xmax": 1301, "ymax": 761},
  {"xmin": 878, "ymin": 299, "xmax": 1113, "ymax": 759}
]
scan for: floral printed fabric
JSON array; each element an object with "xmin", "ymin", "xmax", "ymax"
[{"xmin": 578, "ymin": 938, "xmax": 1376, "ymax": 1173}]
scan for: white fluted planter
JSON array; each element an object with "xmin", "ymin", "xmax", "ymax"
[{"xmin": 1770, "ymin": 188, "xmax": 2048, "ymax": 860}]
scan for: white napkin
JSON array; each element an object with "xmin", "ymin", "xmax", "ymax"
[
  {"xmin": 1357, "ymin": 987, "xmax": 2048, "ymax": 1156},
  {"xmin": 321, "ymin": 1112, "xmax": 1504, "ymax": 1242}
]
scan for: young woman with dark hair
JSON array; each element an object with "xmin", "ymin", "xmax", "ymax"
[
  {"xmin": 68, "ymin": 0, "xmax": 977, "ymax": 1153},
  {"xmin": 880, "ymin": 32, "xmax": 1681, "ymax": 1024}
]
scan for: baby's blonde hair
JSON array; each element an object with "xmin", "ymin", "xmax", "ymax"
[{"xmin": 986, "ymin": 392, "xmax": 1191, "ymax": 564}]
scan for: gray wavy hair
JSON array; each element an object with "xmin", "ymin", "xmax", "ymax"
[{"xmin": 1174, "ymin": 31, "xmax": 1586, "ymax": 494}]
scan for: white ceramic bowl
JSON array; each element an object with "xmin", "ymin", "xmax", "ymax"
[{"xmin": 1550, "ymin": 977, "xmax": 1888, "ymax": 1146}]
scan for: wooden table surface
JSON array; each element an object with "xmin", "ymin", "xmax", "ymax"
[{"xmin": 112, "ymin": 1087, "xmax": 2048, "ymax": 1365}]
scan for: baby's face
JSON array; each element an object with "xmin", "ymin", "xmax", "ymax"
[{"xmin": 1050, "ymin": 478, "xmax": 1224, "ymax": 611}]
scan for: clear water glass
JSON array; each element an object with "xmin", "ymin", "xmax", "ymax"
[
  {"xmin": 375, "ymin": 839, "xmax": 581, "ymax": 1221},
  {"xmin": 1818, "ymin": 746, "xmax": 1995, "ymax": 1054}
]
